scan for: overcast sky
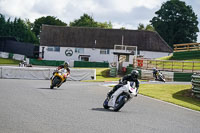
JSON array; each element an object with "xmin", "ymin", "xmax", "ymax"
[{"xmin": 0, "ymin": 0, "xmax": 200, "ymax": 42}]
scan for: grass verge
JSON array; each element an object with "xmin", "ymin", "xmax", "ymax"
[
  {"xmin": 0, "ymin": 58, "xmax": 20, "ymax": 65},
  {"xmin": 140, "ymin": 84, "xmax": 200, "ymax": 111}
]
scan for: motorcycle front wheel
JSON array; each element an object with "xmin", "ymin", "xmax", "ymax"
[{"xmin": 50, "ymin": 76, "xmax": 61, "ymax": 89}]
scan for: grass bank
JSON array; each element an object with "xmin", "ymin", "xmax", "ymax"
[{"xmin": 140, "ymin": 84, "xmax": 200, "ymax": 111}]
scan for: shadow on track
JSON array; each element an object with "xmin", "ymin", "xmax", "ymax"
[
  {"xmin": 37, "ymin": 88, "xmax": 64, "ymax": 90},
  {"xmin": 91, "ymin": 107, "xmax": 116, "ymax": 112}
]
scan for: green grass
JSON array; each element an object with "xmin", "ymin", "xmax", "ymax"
[
  {"xmin": 0, "ymin": 58, "xmax": 20, "ymax": 64},
  {"xmin": 156, "ymin": 55, "xmax": 173, "ymax": 60},
  {"xmin": 139, "ymin": 84, "xmax": 200, "ymax": 111}
]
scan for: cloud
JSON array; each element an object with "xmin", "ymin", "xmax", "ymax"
[{"xmin": 0, "ymin": 0, "xmax": 199, "ymax": 42}]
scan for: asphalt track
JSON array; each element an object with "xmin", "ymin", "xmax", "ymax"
[{"xmin": 0, "ymin": 79, "xmax": 199, "ymax": 133}]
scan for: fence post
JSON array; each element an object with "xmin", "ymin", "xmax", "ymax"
[
  {"xmin": 156, "ymin": 60, "xmax": 157, "ymax": 69},
  {"xmin": 146, "ymin": 59, "xmax": 148, "ymax": 69},
  {"xmin": 182, "ymin": 61, "xmax": 184, "ymax": 72},
  {"xmin": 162, "ymin": 61, "xmax": 164, "ymax": 71},
  {"xmin": 192, "ymin": 61, "xmax": 194, "ymax": 73}
]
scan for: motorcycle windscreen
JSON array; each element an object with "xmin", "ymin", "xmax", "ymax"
[{"xmin": 129, "ymin": 82, "xmax": 136, "ymax": 95}]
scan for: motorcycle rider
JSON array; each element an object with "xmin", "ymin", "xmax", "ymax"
[
  {"xmin": 152, "ymin": 67, "xmax": 158, "ymax": 80},
  {"xmin": 107, "ymin": 70, "xmax": 140, "ymax": 97},
  {"xmin": 51, "ymin": 62, "xmax": 70, "ymax": 83},
  {"xmin": 58, "ymin": 61, "xmax": 70, "ymax": 74}
]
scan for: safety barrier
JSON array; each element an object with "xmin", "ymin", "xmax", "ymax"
[
  {"xmin": 0, "ymin": 66, "xmax": 96, "ymax": 81},
  {"xmin": 29, "ymin": 59, "xmax": 64, "ymax": 66},
  {"xmin": 191, "ymin": 74, "xmax": 200, "ymax": 98},
  {"xmin": 0, "ymin": 52, "xmax": 26, "ymax": 61},
  {"xmin": 174, "ymin": 72, "xmax": 193, "ymax": 82},
  {"xmin": 74, "ymin": 61, "xmax": 109, "ymax": 68},
  {"xmin": 110, "ymin": 67, "xmax": 117, "ymax": 77}
]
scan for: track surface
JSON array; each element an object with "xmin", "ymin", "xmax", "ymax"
[{"xmin": 0, "ymin": 79, "xmax": 199, "ymax": 133}]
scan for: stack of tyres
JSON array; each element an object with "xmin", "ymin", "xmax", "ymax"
[{"xmin": 110, "ymin": 67, "xmax": 117, "ymax": 77}]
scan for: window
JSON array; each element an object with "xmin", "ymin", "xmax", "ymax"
[
  {"xmin": 75, "ymin": 48, "xmax": 84, "ymax": 53},
  {"xmin": 54, "ymin": 47, "xmax": 60, "ymax": 52},
  {"xmin": 100, "ymin": 49, "xmax": 110, "ymax": 54},
  {"xmin": 125, "ymin": 55, "xmax": 129, "ymax": 62},
  {"xmin": 46, "ymin": 47, "xmax": 54, "ymax": 51},
  {"xmin": 46, "ymin": 46, "xmax": 60, "ymax": 52}
]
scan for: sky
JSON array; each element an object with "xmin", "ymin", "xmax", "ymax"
[{"xmin": 0, "ymin": 0, "xmax": 200, "ymax": 42}]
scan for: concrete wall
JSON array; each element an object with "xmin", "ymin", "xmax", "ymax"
[
  {"xmin": 140, "ymin": 51, "xmax": 171, "ymax": 59},
  {"xmin": 0, "ymin": 66, "xmax": 96, "ymax": 81}
]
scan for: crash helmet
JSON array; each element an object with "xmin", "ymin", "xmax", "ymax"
[
  {"xmin": 63, "ymin": 61, "xmax": 69, "ymax": 68},
  {"xmin": 153, "ymin": 67, "xmax": 157, "ymax": 72},
  {"xmin": 131, "ymin": 70, "xmax": 139, "ymax": 79}
]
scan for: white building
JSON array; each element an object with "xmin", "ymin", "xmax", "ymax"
[{"xmin": 39, "ymin": 25, "xmax": 173, "ymax": 67}]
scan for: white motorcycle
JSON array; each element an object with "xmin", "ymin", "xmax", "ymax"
[
  {"xmin": 156, "ymin": 71, "xmax": 165, "ymax": 82},
  {"xmin": 103, "ymin": 81, "xmax": 137, "ymax": 111}
]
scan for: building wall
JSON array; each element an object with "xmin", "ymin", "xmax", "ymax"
[
  {"xmin": 40, "ymin": 46, "xmax": 115, "ymax": 63},
  {"xmin": 40, "ymin": 46, "xmax": 171, "ymax": 67},
  {"xmin": 140, "ymin": 51, "xmax": 170, "ymax": 59}
]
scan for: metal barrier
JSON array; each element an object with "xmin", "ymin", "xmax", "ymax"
[{"xmin": 191, "ymin": 74, "xmax": 200, "ymax": 98}]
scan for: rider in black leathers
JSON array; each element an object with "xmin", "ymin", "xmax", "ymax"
[
  {"xmin": 107, "ymin": 70, "xmax": 140, "ymax": 97},
  {"xmin": 153, "ymin": 67, "xmax": 158, "ymax": 80}
]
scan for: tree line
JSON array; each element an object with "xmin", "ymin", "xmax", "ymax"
[{"xmin": 0, "ymin": 0, "xmax": 199, "ymax": 48}]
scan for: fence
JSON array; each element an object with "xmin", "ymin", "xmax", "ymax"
[
  {"xmin": 133, "ymin": 58, "xmax": 200, "ymax": 73},
  {"xmin": 174, "ymin": 43, "xmax": 200, "ymax": 52}
]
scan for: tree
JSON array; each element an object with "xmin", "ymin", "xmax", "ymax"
[
  {"xmin": 32, "ymin": 16, "xmax": 67, "ymax": 37},
  {"xmin": 137, "ymin": 23, "xmax": 145, "ymax": 30},
  {"xmin": 70, "ymin": 13, "xmax": 113, "ymax": 29},
  {"xmin": 0, "ymin": 14, "xmax": 38, "ymax": 44},
  {"xmin": 97, "ymin": 21, "xmax": 112, "ymax": 29},
  {"xmin": 0, "ymin": 14, "xmax": 7, "ymax": 36},
  {"xmin": 137, "ymin": 23, "xmax": 155, "ymax": 31},
  {"xmin": 150, "ymin": 0, "xmax": 199, "ymax": 48},
  {"xmin": 70, "ymin": 14, "xmax": 98, "ymax": 27}
]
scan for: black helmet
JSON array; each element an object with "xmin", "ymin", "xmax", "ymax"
[{"xmin": 131, "ymin": 70, "xmax": 139, "ymax": 79}]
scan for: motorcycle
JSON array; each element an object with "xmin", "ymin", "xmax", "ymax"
[
  {"xmin": 50, "ymin": 69, "xmax": 69, "ymax": 89},
  {"xmin": 156, "ymin": 71, "xmax": 165, "ymax": 82},
  {"xmin": 103, "ymin": 81, "xmax": 137, "ymax": 111},
  {"xmin": 19, "ymin": 60, "xmax": 27, "ymax": 67}
]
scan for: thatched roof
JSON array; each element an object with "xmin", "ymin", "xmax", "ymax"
[{"xmin": 40, "ymin": 25, "xmax": 173, "ymax": 53}]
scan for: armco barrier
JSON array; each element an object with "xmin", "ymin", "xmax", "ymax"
[
  {"xmin": 0, "ymin": 66, "xmax": 96, "ymax": 81},
  {"xmin": 174, "ymin": 72, "xmax": 193, "ymax": 82},
  {"xmin": 191, "ymin": 74, "xmax": 200, "ymax": 98},
  {"xmin": 30, "ymin": 59, "xmax": 64, "ymax": 66},
  {"xmin": 74, "ymin": 61, "xmax": 109, "ymax": 68}
]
